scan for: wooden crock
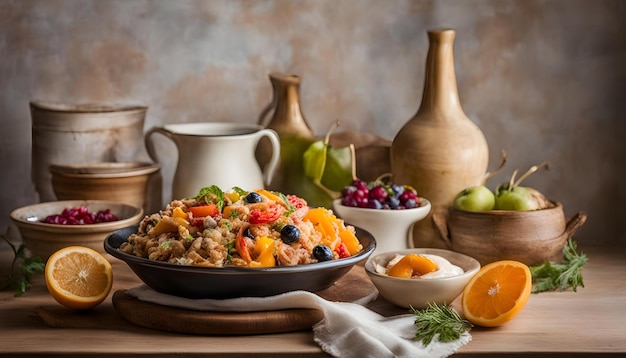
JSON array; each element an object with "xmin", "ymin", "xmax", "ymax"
[
  {"xmin": 30, "ymin": 101, "xmax": 148, "ymax": 202},
  {"xmin": 433, "ymin": 203, "xmax": 587, "ymax": 266}
]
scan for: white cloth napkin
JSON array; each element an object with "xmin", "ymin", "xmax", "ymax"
[{"xmin": 125, "ymin": 285, "xmax": 471, "ymax": 358}]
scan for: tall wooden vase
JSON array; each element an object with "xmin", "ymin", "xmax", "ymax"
[
  {"xmin": 390, "ymin": 29, "xmax": 489, "ymax": 248},
  {"xmin": 256, "ymin": 73, "xmax": 330, "ymax": 207}
]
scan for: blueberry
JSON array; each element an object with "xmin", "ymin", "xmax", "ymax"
[
  {"xmin": 388, "ymin": 196, "xmax": 400, "ymax": 209},
  {"xmin": 313, "ymin": 245, "xmax": 333, "ymax": 262},
  {"xmin": 245, "ymin": 192, "xmax": 263, "ymax": 203},
  {"xmin": 391, "ymin": 184, "xmax": 404, "ymax": 196},
  {"xmin": 404, "ymin": 198, "xmax": 418, "ymax": 209},
  {"xmin": 280, "ymin": 225, "xmax": 300, "ymax": 244}
]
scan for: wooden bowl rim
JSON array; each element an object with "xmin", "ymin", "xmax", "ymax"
[{"xmin": 450, "ymin": 201, "xmax": 563, "ymax": 217}]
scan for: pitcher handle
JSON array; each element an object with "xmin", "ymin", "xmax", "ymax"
[
  {"xmin": 256, "ymin": 129, "xmax": 281, "ymax": 187},
  {"xmin": 145, "ymin": 126, "xmax": 175, "ymax": 164}
]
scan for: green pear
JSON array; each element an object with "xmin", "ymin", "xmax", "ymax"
[{"xmin": 453, "ymin": 185, "xmax": 496, "ymax": 212}]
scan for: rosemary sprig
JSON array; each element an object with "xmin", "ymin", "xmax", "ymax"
[
  {"xmin": 410, "ymin": 302, "xmax": 473, "ymax": 346},
  {"xmin": 530, "ymin": 239, "xmax": 588, "ymax": 293},
  {"xmin": 0, "ymin": 233, "xmax": 45, "ymax": 296}
]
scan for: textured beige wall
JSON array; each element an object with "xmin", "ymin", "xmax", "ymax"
[{"xmin": 1, "ymin": 0, "xmax": 625, "ymax": 246}]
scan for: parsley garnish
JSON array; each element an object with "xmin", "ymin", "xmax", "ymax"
[
  {"xmin": 279, "ymin": 192, "xmax": 296, "ymax": 216},
  {"xmin": 530, "ymin": 239, "xmax": 588, "ymax": 293},
  {"xmin": 193, "ymin": 185, "xmax": 225, "ymax": 212},
  {"xmin": 232, "ymin": 186, "xmax": 247, "ymax": 197},
  {"xmin": 225, "ymin": 239, "xmax": 236, "ymax": 263},
  {"xmin": 0, "ymin": 233, "xmax": 45, "ymax": 296},
  {"xmin": 220, "ymin": 220, "xmax": 232, "ymax": 231}
]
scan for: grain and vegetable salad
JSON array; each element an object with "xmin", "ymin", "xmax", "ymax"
[{"xmin": 119, "ymin": 186, "xmax": 363, "ymax": 268}]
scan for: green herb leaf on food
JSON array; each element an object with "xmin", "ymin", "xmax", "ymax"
[
  {"xmin": 278, "ymin": 192, "xmax": 296, "ymax": 216},
  {"xmin": 194, "ymin": 185, "xmax": 225, "ymax": 212},
  {"xmin": 232, "ymin": 186, "xmax": 247, "ymax": 198}
]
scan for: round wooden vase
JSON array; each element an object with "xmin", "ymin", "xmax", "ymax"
[
  {"xmin": 391, "ymin": 29, "xmax": 489, "ymax": 248},
  {"xmin": 256, "ymin": 73, "xmax": 330, "ymax": 207}
]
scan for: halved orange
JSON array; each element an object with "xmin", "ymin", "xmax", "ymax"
[
  {"xmin": 461, "ymin": 260, "xmax": 531, "ymax": 327},
  {"xmin": 45, "ymin": 246, "xmax": 113, "ymax": 310}
]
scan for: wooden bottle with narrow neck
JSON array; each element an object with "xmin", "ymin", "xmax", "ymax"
[
  {"xmin": 257, "ymin": 73, "xmax": 330, "ymax": 207},
  {"xmin": 391, "ymin": 29, "xmax": 489, "ymax": 248}
]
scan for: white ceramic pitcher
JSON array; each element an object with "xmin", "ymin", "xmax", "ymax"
[{"xmin": 145, "ymin": 122, "xmax": 280, "ymax": 199}]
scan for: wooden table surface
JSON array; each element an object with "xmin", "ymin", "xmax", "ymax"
[{"xmin": 1, "ymin": 243, "xmax": 625, "ymax": 357}]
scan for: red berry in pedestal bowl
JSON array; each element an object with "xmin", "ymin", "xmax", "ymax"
[{"xmin": 340, "ymin": 179, "xmax": 421, "ymax": 210}]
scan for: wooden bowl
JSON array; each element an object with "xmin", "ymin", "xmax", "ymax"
[
  {"xmin": 50, "ymin": 162, "xmax": 162, "ymax": 213},
  {"xmin": 433, "ymin": 202, "xmax": 587, "ymax": 266},
  {"xmin": 10, "ymin": 200, "xmax": 143, "ymax": 260}
]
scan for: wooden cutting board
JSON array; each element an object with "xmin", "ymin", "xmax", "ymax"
[{"xmin": 112, "ymin": 265, "xmax": 378, "ymax": 335}]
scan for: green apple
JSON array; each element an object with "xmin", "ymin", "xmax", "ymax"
[
  {"xmin": 494, "ymin": 183, "xmax": 540, "ymax": 211},
  {"xmin": 453, "ymin": 185, "xmax": 496, "ymax": 212}
]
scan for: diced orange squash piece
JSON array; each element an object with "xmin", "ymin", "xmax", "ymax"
[
  {"xmin": 222, "ymin": 205, "xmax": 235, "ymax": 219},
  {"xmin": 172, "ymin": 207, "xmax": 187, "ymax": 219},
  {"xmin": 305, "ymin": 208, "xmax": 336, "ymax": 235},
  {"xmin": 149, "ymin": 216, "xmax": 190, "ymax": 238},
  {"xmin": 338, "ymin": 228, "xmax": 362, "ymax": 256},
  {"xmin": 256, "ymin": 189, "xmax": 289, "ymax": 209},
  {"xmin": 388, "ymin": 254, "xmax": 438, "ymax": 278},
  {"xmin": 149, "ymin": 218, "xmax": 177, "ymax": 237},
  {"xmin": 249, "ymin": 236, "xmax": 276, "ymax": 268},
  {"xmin": 189, "ymin": 204, "xmax": 218, "ymax": 218},
  {"xmin": 225, "ymin": 191, "xmax": 240, "ymax": 203}
]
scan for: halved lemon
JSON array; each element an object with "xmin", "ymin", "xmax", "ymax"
[
  {"xmin": 45, "ymin": 246, "xmax": 113, "ymax": 310},
  {"xmin": 461, "ymin": 260, "xmax": 532, "ymax": 327}
]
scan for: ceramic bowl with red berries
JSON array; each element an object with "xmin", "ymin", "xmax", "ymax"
[
  {"xmin": 10, "ymin": 200, "xmax": 143, "ymax": 260},
  {"xmin": 332, "ymin": 179, "xmax": 431, "ymax": 256}
]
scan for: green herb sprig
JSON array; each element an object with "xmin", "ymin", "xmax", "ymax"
[
  {"xmin": 193, "ymin": 185, "xmax": 225, "ymax": 212},
  {"xmin": 0, "ymin": 234, "xmax": 45, "ymax": 296},
  {"xmin": 530, "ymin": 239, "xmax": 588, "ymax": 293},
  {"xmin": 410, "ymin": 302, "xmax": 473, "ymax": 346}
]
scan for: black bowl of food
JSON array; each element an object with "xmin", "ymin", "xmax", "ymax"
[
  {"xmin": 105, "ymin": 225, "xmax": 375, "ymax": 299},
  {"xmin": 104, "ymin": 186, "xmax": 376, "ymax": 299}
]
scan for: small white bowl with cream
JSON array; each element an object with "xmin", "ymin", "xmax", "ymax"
[{"xmin": 365, "ymin": 248, "xmax": 480, "ymax": 309}]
